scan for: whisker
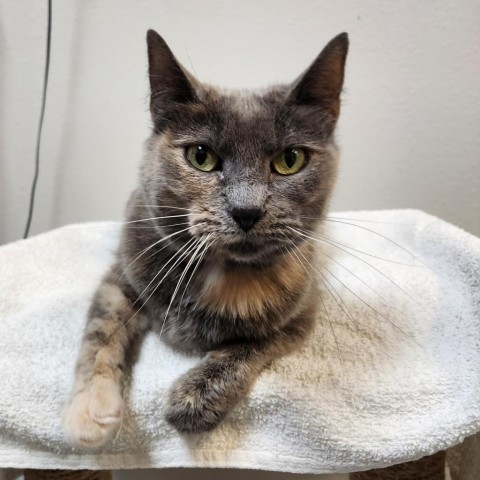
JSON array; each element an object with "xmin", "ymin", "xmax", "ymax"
[
  {"xmin": 107, "ymin": 238, "xmax": 201, "ymax": 340},
  {"xmin": 139, "ymin": 230, "xmax": 196, "ymax": 267},
  {"xmin": 290, "ymin": 227, "xmax": 423, "ymax": 310},
  {"xmin": 300, "ymin": 240, "xmax": 398, "ymax": 358},
  {"xmin": 328, "ymin": 264, "xmax": 421, "ymax": 347},
  {"xmin": 317, "ymin": 255, "xmax": 418, "ymax": 344},
  {"xmin": 283, "ymin": 245, "xmax": 310, "ymax": 277},
  {"xmin": 130, "ymin": 205, "xmax": 191, "ymax": 210},
  {"xmin": 123, "ymin": 221, "xmax": 191, "ymax": 230},
  {"xmin": 290, "ymin": 239, "xmax": 414, "ymax": 354},
  {"xmin": 121, "ymin": 214, "xmax": 191, "ymax": 225},
  {"xmin": 82, "ymin": 214, "xmax": 192, "ymax": 229},
  {"xmin": 318, "ymin": 271, "xmax": 360, "ymax": 332},
  {"xmin": 290, "ymin": 228, "xmax": 423, "ymax": 346},
  {"xmin": 283, "ymin": 245, "xmax": 346, "ymax": 370},
  {"xmin": 327, "ymin": 216, "xmax": 408, "ymax": 225},
  {"xmin": 307, "ymin": 239, "xmax": 390, "ymax": 306},
  {"xmin": 325, "ymin": 218, "xmax": 437, "ymax": 273},
  {"xmin": 132, "ymin": 237, "xmax": 198, "ymax": 309},
  {"xmin": 319, "ymin": 290, "xmax": 345, "ymax": 370},
  {"xmin": 176, "ymin": 239, "xmax": 213, "ymax": 323},
  {"xmin": 184, "ymin": 45, "xmax": 199, "ymax": 78},
  {"xmin": 315, "ymin": 230, "xmax": 420, "ymax": 267},
  {"xmin": 159, "ymin": 235, "xmax": 211, "ymax": 339},
  {"xmin": 120, "ymin": 223, "xmax": 204, "ymax": 280},
  {"xmin": 290, "ymin": 241, "xmax": 361, "ymax": 334}
]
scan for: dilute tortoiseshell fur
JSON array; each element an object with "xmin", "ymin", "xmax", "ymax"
[{"xmin": 63, "ymin": 29, "xmax": 348, "ymax": 447}]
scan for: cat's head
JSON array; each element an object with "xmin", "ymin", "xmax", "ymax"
[{"xmin": 140, "ymin": 30, "xmax": 348, "ymax": 265}]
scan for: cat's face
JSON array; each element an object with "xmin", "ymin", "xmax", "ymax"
[{"xmin": 140, "ymin": 31, "xmax": 348, "ymax": 265}]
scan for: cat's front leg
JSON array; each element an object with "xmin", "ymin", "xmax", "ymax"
[
  {"xmin": 165, "ymin": 311, "xmax": 313, "ymax": 434},
  {"xmin": 63, "ymin": 266, "xmax": 148, "ymax": 448}
]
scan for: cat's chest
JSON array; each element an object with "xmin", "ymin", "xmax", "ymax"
[
  {"xmin": 143, "ymin": 255, "xmax": 309, "ymax": 350},
  {"xmin": 195, "ymin": 260, "xmax": 306, "ymax": 321},
  {"xmin": 159, "ymin": 262, "xmax": 305, "ymax": 351}
]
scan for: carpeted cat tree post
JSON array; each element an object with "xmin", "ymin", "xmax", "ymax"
[
  {"xmin": 349, "ymin": 452, "xmax": 446, "ymax": 480},
  {"xmin": 24, "ymin": 471, "xmax": 111, "ymax": 480},
  {"xmin": 21, "ymin": 441, "xmax": 480, "ymax": 479},
  {"xmin": 23, "ymin": 452, "xmax": 447, "ymax": 480},
  {"xmin": 21, "ymin": 453, "xmax": 447, "ymax": 480}
]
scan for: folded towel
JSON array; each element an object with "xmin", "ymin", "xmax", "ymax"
[{"xmin": 0, "ymin": 209, "xmax": 479, "ymax": 473}]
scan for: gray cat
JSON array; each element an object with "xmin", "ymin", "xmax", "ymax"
[{"xmin": 63, "ymin": 29, "xmax": 348, "ymax": 447}]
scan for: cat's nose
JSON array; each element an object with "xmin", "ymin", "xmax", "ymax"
[{"xmin": 230, "ymin": 207, "xmax": 263, "ymax": 232}]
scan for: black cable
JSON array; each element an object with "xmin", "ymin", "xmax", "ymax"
[{"xmin": 23, "ymin": 0, "xmax": 52, "ymax": 239}]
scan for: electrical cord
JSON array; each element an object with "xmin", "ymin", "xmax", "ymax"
[{"xmin": 23, "ymin": 0, "xmax": 52, "ymax": 239}]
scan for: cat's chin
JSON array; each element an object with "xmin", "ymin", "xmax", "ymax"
[
  {"xmin": 224, "ymin": 252, "xmax": 265, "ymax": 265},
  {"xmin": 222, "ymin": 240, "xmax": 283, "ymax": 265}
]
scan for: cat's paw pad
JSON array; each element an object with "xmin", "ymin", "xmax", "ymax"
[
  {"xmin": 63, "ymin": 376, "xmax": 124, "ymax": 448},
  {"xmin": 165, "ymin": 375, "xmax": 227, "ymax": 434}
]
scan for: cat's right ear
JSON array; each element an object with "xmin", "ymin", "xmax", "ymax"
[
  {"xmin": 146, "ymin": 30, "xmax": 197, "ymax": 116},
  {"xmin": 287, "ymin": 33, "xmax": 349, "ymax": 118}
]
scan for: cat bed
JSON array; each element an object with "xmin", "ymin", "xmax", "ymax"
[{"xmin": 0, "ymin": 209, "xmax": 479, "ymax": 473}]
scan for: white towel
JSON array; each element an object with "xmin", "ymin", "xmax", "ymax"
[{"xmin": 0, "ymin": 209, "xmax": 479, "ymax": 473}]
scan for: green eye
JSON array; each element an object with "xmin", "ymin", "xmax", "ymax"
[
  {"xmin": 186, "ymin": 145, "xmax": 219, "ymax": 172},
  {"xmin": 271, "ymin": 148, "xmax": 306, "ymax": 175}
]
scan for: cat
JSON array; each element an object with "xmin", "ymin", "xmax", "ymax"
[{"xmin": 62, "ymin": 29, "xmax": 349, "ymax": 448}]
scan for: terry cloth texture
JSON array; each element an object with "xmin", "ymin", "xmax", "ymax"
[{"xmin": 0, "ymin": 210, "xmax": 479, "ymax": 473}]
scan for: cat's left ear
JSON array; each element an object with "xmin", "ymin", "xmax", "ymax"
[{"xmin": 287, "ymin": 33, "xmax": 349, "ymax": 118}]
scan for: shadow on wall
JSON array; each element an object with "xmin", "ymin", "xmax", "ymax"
[
  {"xmin": 0, "ymin": 14, "xmax": 9, "ymax": 243},
  {"xmin": 50, "ymin": 1, "xmax": 87, "ymax": 229}
]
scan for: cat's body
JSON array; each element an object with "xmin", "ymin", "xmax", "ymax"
[
  {"xmin": 122, "ymin": 188, "xmax": 316, "ymax": 353},
  {"xmin": 63, "ymin": 30, "xmax": 348, "ymax": 447}
]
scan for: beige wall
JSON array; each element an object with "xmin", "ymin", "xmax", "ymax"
[
  {"xmin": 1, "ymin": 1, "xmax": 479, "ymax": 246},
  {"xmin": 1, "ymin": 1, "xmax": 480, "ymax": 246}
]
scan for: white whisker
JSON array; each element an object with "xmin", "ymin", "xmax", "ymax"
[
  {"xmin": 107, "ymin": 238, "xmax": 200, "ymax": 340},
  {"xmin": 289, "ymin": 229, "xmax": 422, "ymax": 346},
  {"xmin": 327, "ymin": 216, "xmax": 408, "ymax": 225},
  {"xmin": 286, "ymin": 243, "xmax": 345, "ymax": 369},
  {"xmin": 175, "ymin": 239, "xmax": 213, "ymax": 323},
  {"xmin": 131, "ymin": 205, "xmax": 191, "ymax": 210},
  {"xmin": 86, "ymin": 214, "xmax": 193, "ymax": 230},
  {"xmin": 314, "ymin": 244, "xmax": 390, "ymax": 306},
  {"xmin": 289, "ymin": 227, "xmax": 423, "ymax": 310},
  {"xmin": 121, "ymin": 214, "xmax": 191, "ymax": 225},
  {"xmin": 124, "ymin": 221, "xmax": 191, "ymax": 230},
  {"xmin": 120, "ymin": 223, "xmax": 204, "ymax": 280},
  {"xmin": 325, "ymin": 218, "xmax": 440, "ymax": 276},
  {"xmin": 315, "ymin": 230, "xmax": 419, "ymax": 267},
  {"xmin": 132, "ymin": 237, "xmax": 199, "ymax": 310},
  {"xmin": 290, "ymin": 241, "xmax": 360, "ymax": 333},
  {"xmin": 159, "ymin": 235, "xmax": 212, "ymax": 339}
]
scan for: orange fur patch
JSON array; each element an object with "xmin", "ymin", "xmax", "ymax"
[{"xmin": 199, "ymin": 246, "xmax": 310, "ymax": 318}]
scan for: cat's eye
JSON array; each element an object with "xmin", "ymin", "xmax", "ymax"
[
  {"xmin": 186, "ymin": 145, "xmax": 219, "ymax": 172},
  {"xmin": 271, "ymin": 148, "xmax": 306, "ymax": 175}
]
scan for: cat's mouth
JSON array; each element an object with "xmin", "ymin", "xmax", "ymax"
[
  {"xmin": 223, "ymin": 238, "xmax": 279, "ymax": 264},
  {"xmin": 226, "ymin": 240, "xmax": 259, "ymax": 255}
]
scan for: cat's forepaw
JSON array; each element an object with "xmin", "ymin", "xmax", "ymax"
[
  {"xmin": 62, "ymin": 376, "xmax": 124, "ymax": 448},
  {"xmin": 165, "ymin": 372, "xmax": 229, "ymax": 434}
]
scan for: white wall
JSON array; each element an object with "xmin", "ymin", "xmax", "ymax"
[{"xmin": 1, "ymin": 0, "xmax": 479, "ymax": 246}]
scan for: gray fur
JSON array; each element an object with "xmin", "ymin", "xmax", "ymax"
[{"xmin": 63, "ymin": 30, "xmax": 349, "ymax": 446}]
